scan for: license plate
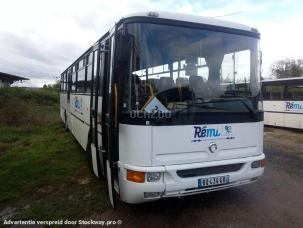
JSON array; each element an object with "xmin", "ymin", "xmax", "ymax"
[{"xmin": 198, "ymin": 175, "xmax": 229, "ymax": 188}]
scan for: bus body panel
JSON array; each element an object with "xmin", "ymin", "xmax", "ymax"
[
  {"xmin": 262, "ymin": 77, "xmax": 303, "ymax": 129},
  {"xmin": 70, "ymin": 114, "xmax": 90, "ymax": 150},
  {"xmin": 119, "ymin": 122, "xmax": 263, "ymax": 167},
  {"xmin": 119, "ymin": 124, "xmax": 152, "ymax": 166},
  {"xmin": 69, "ymin": 94, "xmax": 91, "ymax": 125},
  {"xmin": 69, "ymin": 94, "xmax": 91, "ymax": 150},
  {"xmin": 152, "ymin": 122, "xmax": 262, "ymax": 166},
  {"xmin": 264, "ymin": 100, "xmax": 303, "ymax": 129},
  {"xmin": 118, "ymin": 153, "xmax": 265, "ymax": 204},
  {"xmin": 59, "ymin": 93, "xmax": 67, "ymax": 123}
]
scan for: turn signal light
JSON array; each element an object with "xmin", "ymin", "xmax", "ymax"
[
  {"xmin": 127, "ymin": 169, "xmax": 145, "ymax": 183},
  {"xmin": 251, "ymin": 159, "xmax": 266, "ymax": 168},
  {"xmin": 260, "ymin": 159, "xmax": 266, "ymax": 167}
]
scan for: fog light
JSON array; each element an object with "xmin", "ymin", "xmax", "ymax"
[
  {"xmin": 144, "ymin": 192, "xmax": 160, "ymax": 198},
  {"xmin": 146, "ymin": 172, "xmax": 161, "ymax": 182},
  {"xmin": 251, "ymin": 160, "xmax": 260, "ymax": 168}
]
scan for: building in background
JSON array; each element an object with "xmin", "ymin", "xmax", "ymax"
[{"xmin": 0, "ymin": 72, "xmax": 29, "ymax": 88}]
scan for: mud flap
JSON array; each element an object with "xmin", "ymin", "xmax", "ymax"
[
  {"xmin": 106, "ymin": 160, "xmax": 116, "ymax": 209},
  {"xmin": 91, "ymin": 143, "xmax": 99, "ymax": 178}
]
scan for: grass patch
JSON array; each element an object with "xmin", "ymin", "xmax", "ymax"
[
  {"xmin": 0, "ymin": 87, "xmax": 110, "ymax": 222},
  {"xmin": 264, "ymin": 127, "xmax": 303, "ymax": 158},
  {"xmin": 15, "ymin": 168, "xmax": 110, "ymax": 220}
]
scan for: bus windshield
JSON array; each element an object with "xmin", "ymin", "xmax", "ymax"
[{"xmin": 122, "ymin": 22, "xmax": 260, "ymax": 115}]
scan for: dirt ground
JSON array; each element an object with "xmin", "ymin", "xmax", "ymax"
[{"xmin": 96, "ymin": 127, "xmax": 303, "ymax": 228}]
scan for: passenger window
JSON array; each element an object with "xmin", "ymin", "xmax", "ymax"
[
  {"xmin": 93, "ymin": 51, "xmax": 98, "ymax": 94},
  {"xmin": 72, "ymin": 66, "xmax": 76, "ymax": 92},
  {"xmin": 60, "ymin": 75, "xmax": 63, "ymax": 91},
  {"xmin": 264, "ymin": 85, "xmax": 285, "ymax": 100},
  {"xmin": 99, "ymin": 52, "xmax": 105, "ymax": 95},
  {"xmin": 64, "ymin": 73, "xmax": 68, "ymax": 92},
  {"xmin": 87, "ymin": 63, "xmax": 93, "ymax": 93},
  {"xmin": 77, "ymin": 68, "xmax": 86, "ymax": 93},
  {"xmin": 286, "ymin": 85, "xmax": 303, "ymax": 101},
  {"xmin": 62, "ymin": 74, "xmax": 66, "ymax": 92}
]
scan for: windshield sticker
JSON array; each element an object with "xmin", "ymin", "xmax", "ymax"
[
  {"xmin": 191, "ymin": 125, "xmax": 235, "ymax": 142},
  {"xmin": 285, "ymin": 101, "xmax": 303, "ymax": 112},
  {"xmin": 144, "ymin": 97, "xmax": 170, "ymax": 114}
]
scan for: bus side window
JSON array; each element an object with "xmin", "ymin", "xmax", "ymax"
[
  {"xmin": 286, "ymin": 85, "xmax": 303, "ymax": 101},
  {"xmin": 264, "ymin": 85, "xmax": 285, "ymax": 100},
  {"xmin": 77, "ymin": 70, "xmax": 85, "ymax": 92},
  {"xmin": 64, "ymin": 72, "xmax": 67, "ymax": 92},
  {"xmin": 63, "ymin": 74, "xmax": 66, "ymax": 92},
  {"xmin": 99, "ymin": 50, "xmax": 106, "ymax": 96},
  {"xmin": 72, "ymin": 66, "xmax": 76, "ymax": 92},
  {"xmin": 67, "ymin": 70, "xmax": 71, "ymax": 92},
  {"xmin": 93, "ymin": 50, "xmax": 98, "ymax": 95},
  {"xmin": 86, "ymin": 53, "xmax": 93, "ymax": 93},
  {"xmin": 60, "ymin": 74, "xmax": 63, "ymax": 92}
]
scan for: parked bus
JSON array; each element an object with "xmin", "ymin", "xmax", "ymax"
[
  {"xmin": 60, "ymin": 11, "xmax": 265, "ymax": 208},
  {"xmin": 262, "ymin": 77, "xmax": 303, "ymax": 129}
]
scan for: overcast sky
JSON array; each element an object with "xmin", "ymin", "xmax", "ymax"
[{"xmin": 0, "ymin": 0, "xmax": 303, "ymax": 87}]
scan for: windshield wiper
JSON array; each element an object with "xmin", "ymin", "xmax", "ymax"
[
  {"xmin": 236, "ymin": 98, "xmax": 258, "ymax": 120},
  {"xmin": 174, "ymin": 102, "xmax": 227, "ymax": 113},
  {"xmin": 201, "ymin": 98, "xmax": 258, "ymax": 119},
  {"xmin": 174, "ymin": 98, "xmax": 258, "ymax": 120}
]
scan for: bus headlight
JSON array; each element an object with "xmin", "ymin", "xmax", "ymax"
[
  {"xmin": 251, "ymin": 159, "xmax": 266, "ymax": 168},
  {"xmin": 146, "ymin": 172, "xmax": 161, "ymax": 182}
]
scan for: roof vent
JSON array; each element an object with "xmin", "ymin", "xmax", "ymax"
[{"xmin": 147, "ymin": 12, "xmax": 159, "ymax": 18}]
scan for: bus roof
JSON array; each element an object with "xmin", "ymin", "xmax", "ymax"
[
  {"xmin": 123, "ymin": 11, "xmax": 259, "ymax": 34},
  {"xmin": 62, "ymin": 11, "xmax": 259, "ymax": 74},
  {"xmin": 262, "ymin": 77, "xmax": 303, "ymax": 83}
]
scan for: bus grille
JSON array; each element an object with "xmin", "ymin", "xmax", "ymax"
[{"xmin": 176, "ymin": 163, "xmax": 244, "ymax": 178}]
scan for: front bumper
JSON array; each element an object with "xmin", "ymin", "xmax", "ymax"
[{"xmin": 118, "ymin": 153, "xmax": 265, "ymax": 204}]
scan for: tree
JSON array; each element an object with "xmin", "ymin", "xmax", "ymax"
[
  {"xmin": 270, "ymin": 58, "xmax": 303, "ymax": 79},
  {"xmin": 42, "ymin": 80, "xmax": 60, "ymax": 90}
]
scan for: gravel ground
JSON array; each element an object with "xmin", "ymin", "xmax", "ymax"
[{"xmin": 96, "ymin": 127, "xmax": 303, "ymax": 228}]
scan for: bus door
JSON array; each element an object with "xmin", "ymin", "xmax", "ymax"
[
  {"xmin": 104, "ymin": 34, "xmax": 118, "ymax": 209},
  {"xmin": 90, "ymin": 49, "xmax": 101, "ymax": 178},
  {"xmin": 90, "ymin": 44, "xmax": 110, "ymax": 178},
  {"xmin": 103, "ymin": 28, "xmax": 132, "ymax": 208}
]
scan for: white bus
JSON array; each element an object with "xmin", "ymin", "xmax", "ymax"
[
  {"xmin": 60, "ymin": 11, "xmax": 265, "ymax": 208},
  {"xmin": 262, "ymin": 77, "xmax": 303, "ymax": 129}
]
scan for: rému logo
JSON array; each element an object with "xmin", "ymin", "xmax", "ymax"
[
  {"xmin": 192, "ymin": 125, "xmax": 234, "ymax": 142},
  {"xmin": 194, "ymin": 126, "xmax": 220, "ymax": 138},
  {"xmin": 285, "ymin": 102, "xmax": 303, "ymax": 111}
]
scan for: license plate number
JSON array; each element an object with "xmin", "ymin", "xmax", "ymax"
[{"xmin": 198, "ymin": 175, "xmax": 229, "ymax": 188}]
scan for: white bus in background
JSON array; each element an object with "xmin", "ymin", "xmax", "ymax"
[
  {"xmin": 262, "ymin": 77, "xmax": 303, "ymax": 129},
  {"xmin": 59, "ymin": 11, "xmax": 265, "ymax": 208}
]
